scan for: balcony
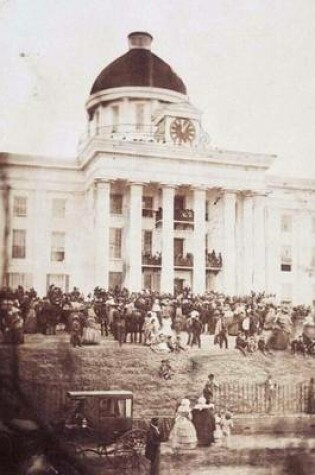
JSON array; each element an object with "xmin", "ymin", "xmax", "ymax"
[
  {"xmin": 174, "ymin": 253, "xmax": 194, "ymax": 269},
  {"xmin": 206, "ymin": 251, "xmax": 223, "ymax": 272},
  {"xmin": 142, "ymin": 252, "xmax": 162, "ymax": 268},
  {"xmin": 142, "ymin": 208, "xmax": 155, "ymax": 218},
  {"xmin": 155, "ymin": 208, "xmax": 194, "ymax": 229}
]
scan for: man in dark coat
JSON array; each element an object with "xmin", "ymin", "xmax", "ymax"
[{"xmin": 145, "ymin": 417, "xmax": 161, "ymax": 475}]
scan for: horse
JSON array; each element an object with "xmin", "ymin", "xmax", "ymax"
[{"xmin": 125, "ymin": 309, "xmax": 145, "ymax": 343}]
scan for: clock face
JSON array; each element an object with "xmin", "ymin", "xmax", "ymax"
[{"xmin": 170, "ymin": 118, "xmax": 196, "ymax": 145}]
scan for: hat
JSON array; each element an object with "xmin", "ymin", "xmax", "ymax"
[{"xmin": 151, "ymin": 417, "xmax": 159, "ymax": 426}]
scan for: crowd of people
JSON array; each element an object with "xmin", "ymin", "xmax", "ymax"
[{"xmin": 0, "ymin": 284, "xmax": 314, "ymax": 355}]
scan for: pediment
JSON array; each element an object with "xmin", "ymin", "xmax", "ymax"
[{"xmin": 153, "ymin": 101, "xmax": 201, "ymax": 124}]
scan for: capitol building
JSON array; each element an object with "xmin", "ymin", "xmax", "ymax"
[{"xmin": 1, "ymin": 32, "xmax": 315, "ymax": 304}]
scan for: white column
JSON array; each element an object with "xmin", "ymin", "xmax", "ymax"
[
  {"xmin": 161, "ymin": 186, "xmax": 175, "ymax": 293},
  {"xmin": 95, "ymin": 181, "xmax": 110, "ymax": 289},
  {"xmin": 193, "ymin": 188, "xmax": 206, "ymax": 294},
  {"xmin": 243, "ymin": 195, "xmax": 254, "ymax": 294},
  {"xmin": 265, "ymin": 206, "xmax": 280, "ymax": 298},
  {"xmin": 127, "ymin": 183, "xmax": 143, "ymax": 291},
  {"xmin": 295, "ymin": 211, "xmax": 311, "ymax": 304},
  {"xmin": 33, "ymin": 189, "xmax": 49, "ymax": 296},
  {"xmin": 252, "ymin": 195, "xmax": 266, "ymax": 291},
  {"xmin": 223, "ymin": 191, "xmax": 236, "ymax": 294}
]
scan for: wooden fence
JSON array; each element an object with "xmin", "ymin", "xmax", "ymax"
[{"xmin": 0, "ymin": 379, "xmax": 312, "ymax": 425}]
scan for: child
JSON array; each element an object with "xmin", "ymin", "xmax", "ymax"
[{"xmin": 221, "ymin": 411, "xmax": 233, "ymax": 448}]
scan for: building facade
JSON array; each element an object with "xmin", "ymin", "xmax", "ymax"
[{"xmin": 1, "ymin": 32, "xmax": 315, "ymax": 303}]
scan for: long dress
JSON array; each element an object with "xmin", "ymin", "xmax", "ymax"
[
  {"xmin": 213, "ymin": 415, "xmax": 223, "ymax": 444},
  {"xmin": 82, "ymin": 317, "xmax": 101, "ymax": 345},
  {"xmin": 192, "ymin": 406, "xmax": 215, "ymax": 446},
  {"xmin": 161, "ymin": 316, "xmax": 173, "ymax": 337},
  {"xmin": 169, "ymin": 408, "xmax": 197, "ymax": 450}
]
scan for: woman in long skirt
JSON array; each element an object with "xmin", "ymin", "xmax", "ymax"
[
  {"xmin": 191, "ymin": 397, "xmax": 215, "ymax": 446},
  {"xmin": 169, "ymin": 399, "xmax": 197, "ymax": 452}
]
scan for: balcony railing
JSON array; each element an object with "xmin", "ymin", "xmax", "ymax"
[
  {"xmin": 141, "ymin": 251, "xmax": 222, "ymax": 272},
  {"xmin": 79, "ymin": 124, "xmax": 164, "ymax": 149},
  {"xmin": 174, "ymin": 253, "xmax": 194, "ymax": 268},
  {"xmin": 142, "ymin": 208, "xmax": 155, "ymax": 218},
  {"xmin": 206, "ymin": 251, "xmax": 223, "ymax": 270},
  {"xmin": 78, "ymin": 123, "xmax": 212, "ymax": 153},
  {"xmin": 174, "ymin": 209, "xmax": 194, "ymax": 222},
  {"xmin": 155, "ymin": 208, "xmax": 195, "ymax": 228},
  {"xmin": 142, "ymin": 252, "xmax": 162, "ymax": 267}
]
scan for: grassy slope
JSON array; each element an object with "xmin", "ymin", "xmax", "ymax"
[{"xmin": 0, "ymin": 336, "xmax": 315, "ymax": 418}]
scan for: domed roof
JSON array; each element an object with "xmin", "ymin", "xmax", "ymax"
[{"xmin": 90, "ymin": 32, "xmax": 187, "ymax": 96}]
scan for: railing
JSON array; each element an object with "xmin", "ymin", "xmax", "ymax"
[
  {"xmin": 2, "ymin": 379, "xmax": 312, "ymax": 427},
  {"xmin": 79, "ymin": 124, "xmax": 164, "ymax": 148},
  {"xmin": 206, "ymin": 251, "xmax": 223, "ymax": 269},
  {"xmin": 174, "ymin": 209, "xmax": 194, "ymax": 222},
  {"xmin": 174, "ymin": 254, "xmax": 194, "ymax": 268},
  {"xmin": 78, "ymin": 124, "xmax": 211, "ymax": 152},
  {"xmin": 142, "ymin": 253, "xmax": 162, "ymax": 266},
  {"xmin": 142, "ymin": 208, "xmax": 155, "ymax": 218}
]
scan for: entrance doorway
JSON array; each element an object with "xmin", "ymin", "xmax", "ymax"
[{"xmin": 174, "ymin": 278, "xmax": 184, "ymax": 294}]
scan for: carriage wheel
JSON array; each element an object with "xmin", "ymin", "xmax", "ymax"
[
  {"xmin": 80, "ymin": 448, "xmax": 104, "ymax": 466},
  {"xmin": 115, "ymin": 429, "xmax": 147, "ymax": 455},
  {"xmin": 112, "ymin": 447, "xmax": 138, "ymax": 470}
]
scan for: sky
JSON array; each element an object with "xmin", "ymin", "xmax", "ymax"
[{"xmin": 0, "ymin": 0, "xmax": 315, "ymax": 178}]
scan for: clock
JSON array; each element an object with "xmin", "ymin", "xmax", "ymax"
[{"xmin": 170, "ymin": 118, "xmax": 196, "ymax": 145}]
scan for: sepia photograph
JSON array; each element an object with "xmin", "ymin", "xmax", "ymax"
[{"xmin": 0, "ymin": 1, "xmax": 315, "ymax": 474}]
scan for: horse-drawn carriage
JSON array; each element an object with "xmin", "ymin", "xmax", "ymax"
[
  {"xmin": 0, "ymin": 389, "xmax": 148, "ymax": 473},
  {"xmin": 62, "ymin": 389, "xmax": 147, "ymax": 469}
]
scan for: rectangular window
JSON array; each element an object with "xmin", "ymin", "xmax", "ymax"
[
  {"xmin": 142, "ymin": 231, "xmax": 152, "ymax": 254},
  {"xmin": 109, "ymin": 272, "xmax": 123, "ymax": 289},
  {"xmin": 174, "ymin": 195, "xmax": 185, "ymax": 210},
  {"xmin": 109, "ymin": 228, "xmax": 122, "ymax": 258},
  {"xmin": 111, "ymin": 105, "xmax": 119, "ymax": 133},
  {"xmin": 281, "ymin": 245, "xmax": 292, "ymax": 272},
  {"xmin": 51, "ymin": 232, "xmax": 65, "ymax": 262},
  {"xmin": 12, "ymin": 229, "xmax": 26, "ymax": 258},
  {"xmin": 174, "ymin": 238, "xmax": 184, "ymax": 256},
  {"xmin": 6, "ymin": 273, "xmax": 32, "ymax": 290},
  {"xmin": 13, "ymin": 196, "xmax": 27, "ymax": 217},
  {"xmin": 135, "ymin": 103, "xmax": 145, "ymax": 131},
  {"xmin": 142, "ymin": 196, "xmax": 153, "ymax": 217},
  {"xmin": 281, "ymin": 214, "xmax": 292, "ymax": 233},
  {"xmin": 312, "ymin": 217, "xmax": 315, "ymax": 234},
  {"xmin": 110, "ymin": 194, "xmax": 123, "ymax": 214},
  {"xmin": 52, "ymin": 198, "xmax": 66, "ymax": 218},
  {"xmin": 311, "ymin": 248, "xmax": 315, "ymax": 268}
]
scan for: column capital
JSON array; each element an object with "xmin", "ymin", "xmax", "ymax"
[
  {"xmin": 94, "ymin": 178, "xmax": 112, "ymax": 187},
  {"xmin": 160, "ymin": 183, "xmax": 177, "ymax": 190},
  {"xmin": 128, "ymin": 181, "xmax": 145, "ymax": 188},
  {"xmin": 192, "ymin": 185, "xmax": 208, "ymax": 193}
]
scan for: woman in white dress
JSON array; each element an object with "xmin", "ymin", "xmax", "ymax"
[
  {"xmin": 169, "ymin": 398, "xmax": 197, "ymax": 452},
  {"xmin": 82, "ymin": 316, "xmax": 101, "ymax": 345}
]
